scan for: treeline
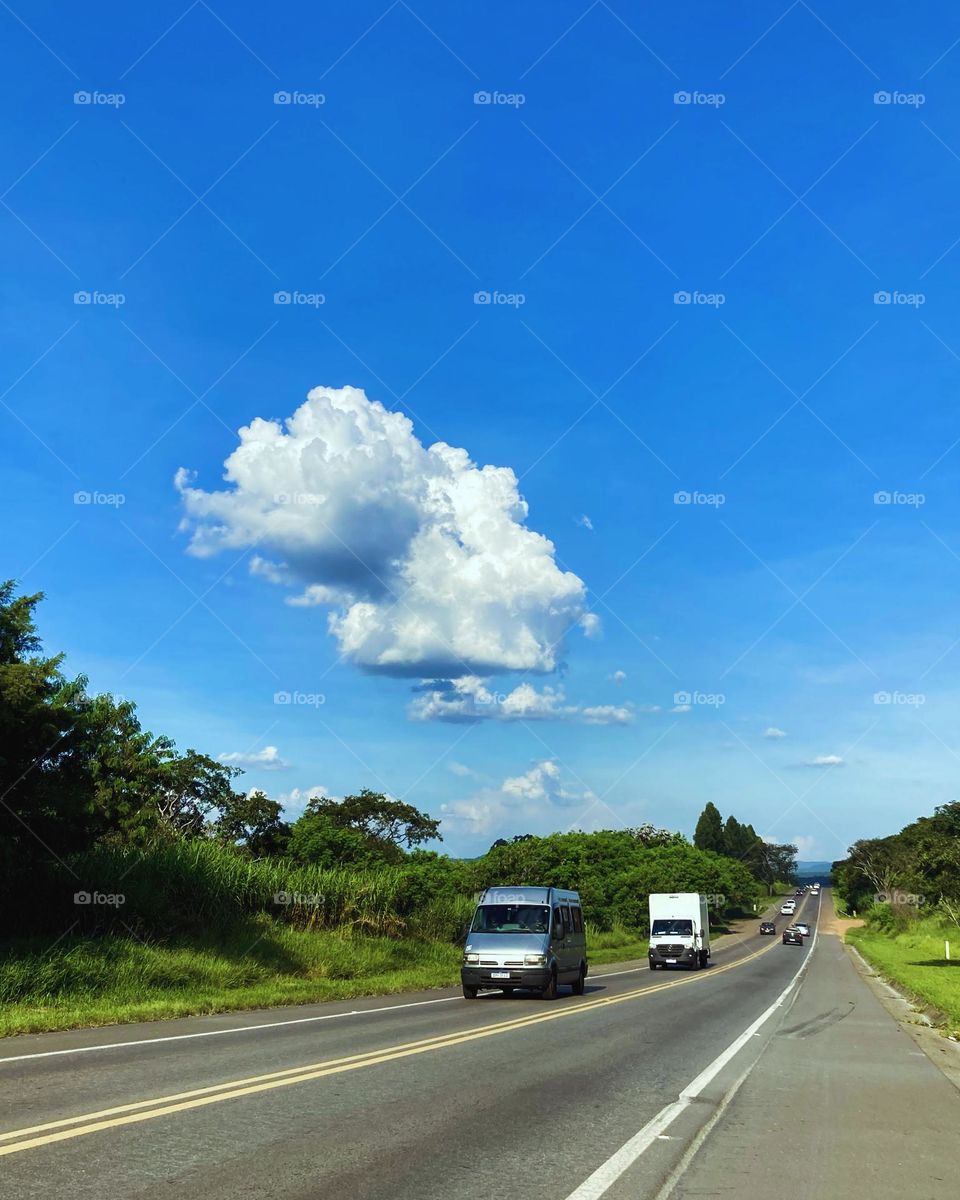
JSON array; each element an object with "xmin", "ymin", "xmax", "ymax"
[
  {"xmin": 1, "ymin": 582, "xmax": 790, "ymax": 944},
  {"xmin": 833, "ymin": 803, "xmax": 960, "ymax": 927},
  {"xmin": 693, "ymin": 801, "xmax": 797, "ymax": 886}
]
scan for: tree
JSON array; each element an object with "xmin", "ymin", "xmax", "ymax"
[
  {"xmin": 288, "ymin": 789, "xmax": 441, "ymax": 866},
  {"xmin": 211, "ymin": 788, "xmax": 291, "ymax": 857},
  {"xmin": 694, "ymin": 802, "xmax": 724, "ymax": 853}
]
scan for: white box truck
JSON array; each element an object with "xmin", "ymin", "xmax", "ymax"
[{"xmin": 648, "ymin": 892, "xmax": 710, "ymax": 970}]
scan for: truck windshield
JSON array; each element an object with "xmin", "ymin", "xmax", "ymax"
[
  {"xmin": 471, "ymin": 905, "xmax": 551, "ymax": 933},
  {"xmin": 651, "ymin": 919, "xmax": 693, "ymax": 936}
]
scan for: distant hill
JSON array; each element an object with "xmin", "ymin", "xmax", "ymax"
[{"xmin": 795, "ymin": 860, "xmax": 834, "ymax": 882}]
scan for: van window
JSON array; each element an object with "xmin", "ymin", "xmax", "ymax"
[
  {"xmin": 570, "ymin": 906, "xmax": 584, "ymax": 933},
  {"xmin": 471, "ymin": 905, "xmax": 550, "ymax": 933},
  {"xmin": 561, "ymin": 905, "xmax": 572, "ymax": 933},
  {"xmin": 553, "ymin": 907, "xmax": 565, "ymax": 936},
  {"xmin": 651, "ymin": 918, "xmax": 693, "ymax": 936}
]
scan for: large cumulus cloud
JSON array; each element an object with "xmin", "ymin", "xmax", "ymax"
[{"xmin": 176, "ymin": 386, "xmax": 589, "ymax": 677}]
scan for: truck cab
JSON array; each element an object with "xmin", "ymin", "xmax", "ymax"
[{"xmin": 648, "ymin": 892, "xmax": 711, "ymax": 970}]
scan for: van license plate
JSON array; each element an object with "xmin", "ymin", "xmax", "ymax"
[
  {"xmin": 665, "ymin": 958, "xmax": 677, "ymax": 964},
  {"xmin": 491, "ymin": 970, "xmax": 510, "ymax": 979}
]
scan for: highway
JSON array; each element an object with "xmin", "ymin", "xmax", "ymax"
[{"xmin": 2, "ymin": 890, "xmax": 959, "ymax": 1199}]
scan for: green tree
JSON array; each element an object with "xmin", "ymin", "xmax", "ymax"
[
  {"xmin": 694, "ymin": 802, "xmax": 725, "ymax": 853},
  {"xmin": 211, "ymin": 788, "xmax": 291, "ymax": 857}
]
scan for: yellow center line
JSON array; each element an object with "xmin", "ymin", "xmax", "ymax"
[{"xmin": 0, "ymin": 934, "xmax": 783, "ymax": 1158}]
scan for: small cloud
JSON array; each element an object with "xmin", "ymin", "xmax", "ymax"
[
  {"xmin": 219, "ymin": 745, "xmax": 291, "ymax": 770},
  {"xmin": 764, "ymin": 727, "xmax": 787, "ymax": 739},
  {"xmin": 610, "ymin": 669, "xmax": 627, "ymax": 685},
  {"xmin": 805, "ymin": 754, "xmax": 843, "ymax": 767},
  {"xmin": 447, "ymin": 761, "xmax": 476, "ymax": 777},
  {"xmin": 576, "ymin": 514, "xmax": 594, "ymax": 531},
  {"xmin": 670, "ymin": 703, "xmax": 691, "ymax": 713},
  {"xmin": 580, "ymin": 613, "xmax": 602, "ymax": 639},
  {"xmin": 410, "ymin": 677, "xmax": 632, "ymax": 725}
]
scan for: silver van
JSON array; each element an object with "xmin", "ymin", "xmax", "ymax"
[{"xmin": 461, "ymin": 886, "xmax": 588, "ymax": 1000}]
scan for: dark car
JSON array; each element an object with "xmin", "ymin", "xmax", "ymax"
[
  {"xmin": 759, "ymin": 921, "xmax": 776, "ymax": 935},
  {"xmin": 795, "ymin": 889, "xmax": 804, "ymax": 896},
  {"xmin": 782, "ymin": 927, "xmax": 804, "ymax": 945}
]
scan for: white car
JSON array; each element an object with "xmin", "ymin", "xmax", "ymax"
[
  {"xmin": 780, "ymin": 903, "xmax": 795, "ymax": 915},
  {"xmin": 795, "ymin": 921, "xmax": 810, "ymax": 936}
]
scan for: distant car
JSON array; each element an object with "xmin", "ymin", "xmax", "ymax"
[
  {"xmin": 795, "ymin": 889, "xmax": 804, "ymax": 896},
  {"xmin": 782, "ymin": 927, "xmax": 804, "ymax": 945},
  {"xmin": 759, "ymin": 921, "xmax": 776, "ymax": 935},
  {"xmin": 795, "ymin": 921, "xmax": 810, "ymax": 936},
  {"xmin": 780, "ymin": 903, "xmax": 795, "ymax": 915}
]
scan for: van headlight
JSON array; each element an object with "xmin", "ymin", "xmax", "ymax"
[
  {"xmin": 524, "ymin": 954, "xmax": 547, "ymax": 966},
  {"xmin": 463, "ymin": 953, "xmax": 479, "ymax": 965}
]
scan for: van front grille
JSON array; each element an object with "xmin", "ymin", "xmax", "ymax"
[{"xmin": 657, "ymin": 944, "xmax": 686, "ymax": 957}]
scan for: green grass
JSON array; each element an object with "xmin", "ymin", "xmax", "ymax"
[
  {"xmin": 848, "ymin": 918, "xmax": 960, "ymax": 1035},
  {"xmin": 0, "ymin": 919, "xmax": 647, "ymax": 1037}
]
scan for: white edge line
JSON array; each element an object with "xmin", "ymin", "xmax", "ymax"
[{"xmin": 561, "ymin": 894, "xmax": 822, "ymax": 1200}]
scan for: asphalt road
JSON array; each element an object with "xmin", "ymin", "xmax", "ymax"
[{"xmin": 2, "ymin": 891, "xmax": 957, "ymax": 1199}]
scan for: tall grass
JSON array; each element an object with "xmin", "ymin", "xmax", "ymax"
[{"xmin": 56, "ymin": 840, "xmax": 474, "ymax": 941}]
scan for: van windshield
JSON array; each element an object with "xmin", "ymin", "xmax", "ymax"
[
  {"xmin": 651, "ymin": 919, "xmax": 693, "ymax": 936},
  {"xmin": 471, "ymin": 904, "xmax": 551, "ymax": 933}
]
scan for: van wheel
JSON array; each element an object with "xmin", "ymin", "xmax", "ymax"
[
  {"xmin": 572, "ymin": 966, "xmax": 586, "ymax": 995},
  {"xmin": 700, "ymin": 950, "xmax": 709, "ymax": 968},
  {"xmin": 649, "ymin": 961, "xmax": 657, "ymax": 970},
  {"xmin": 462, "ymin": 985, "xmax": 478, "ymax": 999},
  {"xmin": 541, "ymin": 970, "xmax": 558, "ymax": 1001},
  {"xmin": 501, "ymin": 987, "xmax": 514, "ymax": 996}
]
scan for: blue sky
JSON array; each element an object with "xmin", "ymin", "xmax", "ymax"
[{"xmin": 4, "ymin": 1, "xmax": 960, "ymax": 859}]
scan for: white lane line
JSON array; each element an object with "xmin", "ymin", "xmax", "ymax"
[{"xmin": 562, "ymin": 893, "xmax": 822, "ymax": 1200}]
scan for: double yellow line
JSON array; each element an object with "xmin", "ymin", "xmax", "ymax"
[{"xmin": 0, "ymin": 936, "xmax": 780, "ymax": 1158}]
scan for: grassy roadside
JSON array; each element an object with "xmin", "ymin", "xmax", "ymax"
[
  {"xmin": 847, "ymin": 919, "xmax": 960, "ymax": 1036},
  {"xmin": 0, "ymin": 920, "xmax": 648, "ymax": 1037}
]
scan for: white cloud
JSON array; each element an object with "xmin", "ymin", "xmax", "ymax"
[
  {"xmin": 792, "ymin": 835, "xmax": 818, "ymax": 857},
  {"xmin": 447, "ymin": 760, "xmax": 476, "ymax": 777},
  {"xmin": 273, "ymin": 785, "xmax": 330, "ymax": 818},
  {"xmin": 805, "ymin": 754, "xmax": 844, "ymax": 767},
  {"xmin": 576, "ymin": 514, "xmax": 594, "ymax": 531},
  {"xmin": 764, "ymin": 726, "xmax": 787, "ymax": 739},
  {"xmin": 441, "ymin": 759, "xmax": 595, "ymax": 837},
  {"xmin": 408, "ymin": 676, "xmax": 633, "ymax": 724},
  {"xmin": 670, "ymin": 703, "xmax": 691, "ymax": 713},
  {"xmin": 579, "ymin": 612, "xmax": 602, "ymax": 639},
  {"xmin": 218, "ymin": 745, "xmax": 290, "ymax": 770},
  {"xmin": 176, "ymin": 386, "xmax": 588, "ymax": 677},
  {"xmin": 610, "ymin": 669, "xmax": 627, "ymax": 685}
]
